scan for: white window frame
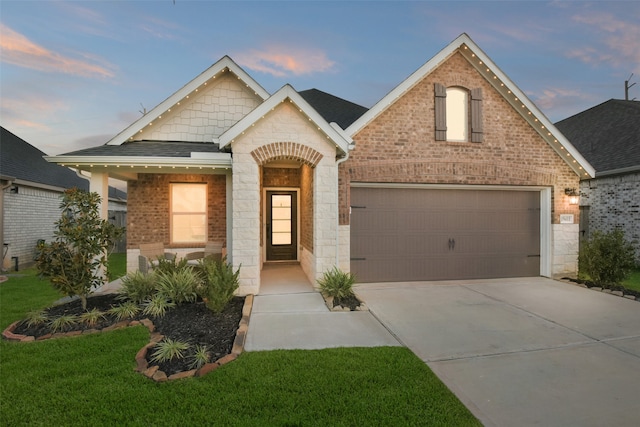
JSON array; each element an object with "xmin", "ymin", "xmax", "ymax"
[
  {"xmin": 170, "ymin": 183, "xmax": 208, "ymax": 244},
  {"xmin": 446, "ymin": 87, "xmax": 469, "ymax": 142}
]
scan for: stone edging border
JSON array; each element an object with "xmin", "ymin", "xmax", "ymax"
[
  {"xmin": 558, "ymin": 279, "xmax": 639, "ymax": 302},
  {"xmin": 2, "ymin": 294, "xmax": 254, "ymax": 382}
]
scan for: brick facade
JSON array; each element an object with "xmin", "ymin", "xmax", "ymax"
[
  {"xmin": 580, "ymin": 172, "xmax": 640, "ymax": 261},
  {"xmin": 126, "ymin": 173, "xmax": 227, "ymax": 249}
]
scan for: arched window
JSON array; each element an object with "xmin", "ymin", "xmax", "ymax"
[
  {"xmin": 434, "ymin": 83, "xmax": 483, "ymax": 143},
  {"xmin": 445, "ymin": 87, "xmax": 468, "ymax": 142}
]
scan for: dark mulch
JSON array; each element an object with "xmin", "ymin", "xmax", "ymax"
[
  {"xmin": 11, "ymin": 294, "xmax": 245, "ymax": 376},
  {"xmin": 333, "ymin": 294, "xmax": 363, "ymax": 310}
]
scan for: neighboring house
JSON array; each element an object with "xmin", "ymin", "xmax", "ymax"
[
  {"xmin": 0, "ymin": 127, "xmax": 127, "ymax": 270},
  {"xmin": 47, "ymin": 34, "xmax": 594, "ymax": 294},
  {"xmin": 555, "ymin": 99, "xmax": 640, "ymax": 262}
]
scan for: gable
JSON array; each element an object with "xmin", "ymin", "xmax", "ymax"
[
  {"xmin": 347, "ymin": 34, "xmax": 594, "ymax": 179},
  {"xmin": 133, "ymin": 72, "xmax": 263, "ymax": 143}
]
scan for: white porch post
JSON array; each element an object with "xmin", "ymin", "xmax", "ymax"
[{"xmin": 90, "ymin": 172, "xmax": 109, "ymax": 220}]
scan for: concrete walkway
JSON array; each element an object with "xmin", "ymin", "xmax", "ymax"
[
  {"xmin": 244, "ymin": 264, "xmax": 400, "ymax": 351},
  {"xmin": 356, "ymin": 277, "xmax": 640, "ymax": 427}
]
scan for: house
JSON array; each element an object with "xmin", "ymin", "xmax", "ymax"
[
  {"xmin": 46, "ymin": 34, "xmax": 594, "ymax": 294},
  {"xmin": 0, "ymin": 127, "xmax": 127, "ymax": 270},
  {"xmin": 555, "ymin": 99, "xmax": 640, "ymax": 261}
]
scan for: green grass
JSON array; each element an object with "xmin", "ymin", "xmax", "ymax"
[
  {"xmin": 1, "ymin": 269, "xmax": 479, "ymax": 426},
  {"xmin": 622, "ymin": 268, "xmax": 640, "ymax": 292},
  {"xmin": 107, "ymin": 252, "xmax": 127, "ymax": 281}
]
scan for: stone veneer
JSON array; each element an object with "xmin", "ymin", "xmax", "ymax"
[{"xmin": 231, "ymin": 102, "xmax": 340, "ymax": 294}]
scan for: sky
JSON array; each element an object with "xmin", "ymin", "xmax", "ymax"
[{"xmin": 1, "ymin": 0, "xmax": 639, "ymax": 157}]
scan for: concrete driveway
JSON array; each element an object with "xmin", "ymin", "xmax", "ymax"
[{"xmin": 356, "ymin": 277, "xmax": 640, "ymax": 427}]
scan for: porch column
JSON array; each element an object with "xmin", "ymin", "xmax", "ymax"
[{"xmin": 90, "ymin": 171, "xmax": 109, "ymax": 220}]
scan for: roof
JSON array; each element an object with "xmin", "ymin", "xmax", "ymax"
[
  {"xmin": 555, "ymin": 99, "xmax": 640, "ymax": 176},
  {"xmin": 298, "ymin": 88, "xmax": 368, "ymax": 129},
  {"xmin": 345, "ymin": 33, "xmax": 595, "ymax": 179},
  {"xmin": 1, "ymin": 126, "xmax": 89, "ymax": 190},
  {"xmin": 62, "ymin": 140, "xmax": 222, "ymax": 157}
]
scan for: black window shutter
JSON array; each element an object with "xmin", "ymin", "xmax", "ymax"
[
  {"xmin": 434, "ymin": 83, "xmax": 447, "ymax": 141},
  {"xmin": 471, "ymin": 88, "xmax": 483, "ymax": 143}
]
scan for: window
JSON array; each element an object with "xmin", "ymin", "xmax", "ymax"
[
  {"xmin": 170, "ymin": 183, "xmax": 207, "ymax": 243},
  {"xmin": 446, "ymin": 87, "xmax": 468, "ymax": 142},
  {"xmin": 435, "ymin": 83, "xmax": 483, "ymax": 143}
]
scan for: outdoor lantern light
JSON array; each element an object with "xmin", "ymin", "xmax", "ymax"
[{"xmin": 565, "ymin": 188, "xmax": 579, "ymax": 205}]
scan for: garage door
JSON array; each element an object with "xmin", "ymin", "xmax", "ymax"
[{"xmin": 350, "ymin": 187, "xmax": 540, "ymax": 282}]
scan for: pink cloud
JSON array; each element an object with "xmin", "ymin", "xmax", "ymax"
[
  {"xmin": 571, "ymin": 12, "xmax": 640, "ymax": 67},
  {"xmin": 0, "ymin": 24, "xmax": 115, "ymax": 78},
  {"xmin": 235, "ymin": 45, "xmax": 336, "ymax": 77}
]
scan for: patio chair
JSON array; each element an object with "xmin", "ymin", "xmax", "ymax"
[
  {"xmin": 185, "ymin": 241, "xmax": 224, "ymax": 265},
  {"xmin": 138, "ymin": 242, "xmax": 176, "ymax": 274}
]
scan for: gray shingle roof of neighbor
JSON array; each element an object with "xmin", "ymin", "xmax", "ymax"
[
  {"xmin": 555, "ymin": 99, "xmax": 640, "ymax": 174},
  {"xmin": 1, "ymin": 126, "xmax": 89, "ymax": 190},
  {"xmin": 298, "ymin": 88, "xmax": 369, "ymax": 129},
  {"xmin": 1, "ymin": 127, "xmax": 127, "ymax": 200},
  {"xmin": 61, "ymin": 140, "xmax": 223, "ymax": 157}
]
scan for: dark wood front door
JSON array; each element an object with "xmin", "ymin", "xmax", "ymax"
[{"xmin": 266, "ymin": 191, "xmax": 297, "ymax": 261}]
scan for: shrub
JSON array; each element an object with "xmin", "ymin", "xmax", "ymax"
[
  {"xmin": 150, "ymin": 339, "xmax": 190, "ymax": 363},
  {"xmin": 197, "ymin": 257, "xmax": 240, "ymax": 313},
  {"xmin": 156, "ymin": 267, "xmax": 200, "ymax": 305},
  {"xmin": 24, "ymin": 310, "xmax": 48, "ymax": 328},
  {"xmin": 49, "ymin": 315, "xmax": 77, "ymax": 333},
  {"xmin": 579, "ymin": 229, "xmax": 636, "ymax": 286},
  {"xmin": 190, "ymin": 344, "xmax": 210, "ymax": 370},
  {"xmin": 108, "ymin": 301, "xmax": 141, "ymax": 321},
  {"xmin": 317, "ymin": 267, "xmax": 356, "ymax": 300},
  {"xmin": 142, "ymin": 294, "xmax": 175, "ymax": 318},
  {"xmin": 35, "ymin": 188, "xmax": 124, "ymax": 310},
  {"xmin": 153, "ymin": 256, "xmax": 189, "ymax": 275},
  {"xmin": 118, "ymin": 271, "xmax": 157, "ymax": 303},
  {"xmin": 78, "ymin": 308, "xmax": 106, "ymax": 327}
]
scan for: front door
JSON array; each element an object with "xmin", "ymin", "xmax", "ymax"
[{"xmin": 266, "ymin": 191, "xmax": 297, "ymax": 261}]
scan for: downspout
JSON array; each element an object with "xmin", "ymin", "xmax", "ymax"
[{"xmin": 335, "ymin": 145, "xmax": 354, "ymax": 268}]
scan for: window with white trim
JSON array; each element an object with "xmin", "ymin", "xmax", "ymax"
[
  {"xmin": 446, "ymin": 87, "xmax": 469, "ymax": 142},
  {"xmin": 170, "ymin": 183, "xmax": 207, "ymax": 243}
]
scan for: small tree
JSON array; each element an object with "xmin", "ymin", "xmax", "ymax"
[
  {"xmin": 579, "ymin": 229, "xmax": 636, "ymax": 286},
  {"xmin": 36, "ymin": 188, "xmax": 124, "ymax": 310}
]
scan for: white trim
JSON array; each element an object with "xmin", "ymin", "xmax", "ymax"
[
  {"xmin": 105, "ymin": 56, "xmax": 269, "ymax": 146},
  {"xmin": 350, "ymin": 182, "xmax": 551, "ymax": 278},
  {"xmin": 218, "ymin": 85, "xmax": 352, "ymax": 154},
  {"xmin": 45, "ymin": 154, "xmax": 232, "ymax": 169},
  {"xmin": 262, "ymin": 187, "xmax": 300, "ymax": 263}
]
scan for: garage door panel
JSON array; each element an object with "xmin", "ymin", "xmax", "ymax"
[{"xmin": 351, "ymin": 187, "xmax": 540, "ymax": 283}]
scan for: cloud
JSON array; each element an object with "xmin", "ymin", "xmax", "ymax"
[
  {"xmin": 140, "ymin": 17, "xmax": 181, "ymax": 40},
  {"xmin": 570, "ymin": 12, "xmax": 640, "ymax": 68},
  {"xmin": 0, "ymin": 24, "xmax": 116, "ymax": 78},
  {"xmin": 234, "ymin": 45, "xmax": 336, "ymax": 77}
]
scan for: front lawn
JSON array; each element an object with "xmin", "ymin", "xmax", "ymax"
[
  {"xmin": 0, "ymin": 270, "xmax": 480, "ymax": 426},
  {"xmin": 622, "ymin": 268, "xmax": 640, "ymax": 292}
]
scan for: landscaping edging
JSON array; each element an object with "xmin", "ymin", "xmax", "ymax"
[
  {"xmin": 559, "ymin": 278, "xmax": 639, "ymax": 302},
  {"xmin": 2, "ymin": 294, "xmax": 254, "ymax": 382}
]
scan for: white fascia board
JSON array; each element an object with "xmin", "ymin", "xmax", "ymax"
[
  {"xmin": 346, "ymin": 34, "xmax": 467, "ymax": 137},
  {"xmin": 106, "ymin": 56, "xmax": 270, "ymax": 146},
  {"xmin": 458, "ymin": 38, "xmax": 595, "ymax": 178},
  {"xmin": 44, "ymin": 154, "xmax": 232, "ymax": 168},
  {"xmin": 218, "ymin": 85, "xmax": 351, "ymax": 154}
]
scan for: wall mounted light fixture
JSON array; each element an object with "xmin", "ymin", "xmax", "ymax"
[{"xmin": 565, "ymin": 188, "xmax": 579, "ymax": 205}]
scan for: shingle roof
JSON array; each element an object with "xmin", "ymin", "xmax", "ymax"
[
  {"xmin": 555, "ymin": 99, "xmax": 640, "ymax": 174},
  {"xmin": 1, "ymin": 126, "xmax": 89, "ymax": 190},
  {"xmin": 61, "ymin": 140, "xmax": 222, "ymax": 157},
  {"xmin": 298, "ymin": 89, "xmax": 368, "ymax": 129}
]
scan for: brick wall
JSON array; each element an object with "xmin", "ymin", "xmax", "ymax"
[
  {"xmin": 300, "ymin": 164, "xmax": 314, "ymax": 251},
  {"xmin": 2, "ymin": 186, "xmax": 62, "ymax": 269},
  {"xmin": 580, "ymin": 172, "xmax": 640, "ymax": 261},
  {"xmin": 135, "ymin": 73, "xmax": 262, "ymax": 142},
  {"xmin": 126, "ymin": 173, "xmax": 227, "ymax": 249},
  {"xmin": 340, "ymin": 51, "xmax": 580, "ymax": 225}
]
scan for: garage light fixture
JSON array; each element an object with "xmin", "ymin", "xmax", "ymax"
[{"xmin": 565, "ymin": 188, "xmax": 579, "ymax": 205}]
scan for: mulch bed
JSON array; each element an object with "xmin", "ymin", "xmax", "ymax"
[{"xmin": 9, "ymin": 294, "xmax": 245, "ymax": 377}]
